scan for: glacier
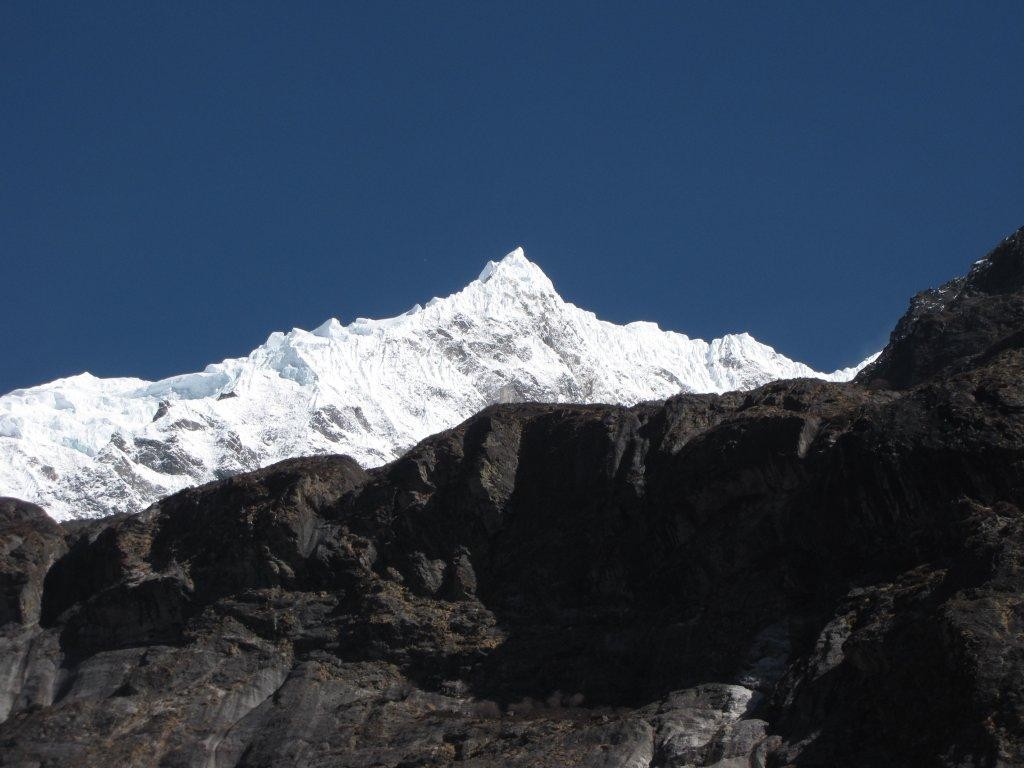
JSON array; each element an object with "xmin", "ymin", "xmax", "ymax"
[{"xmin": 0, "ymin": 248, "xmax": 876, "ymax": 520}]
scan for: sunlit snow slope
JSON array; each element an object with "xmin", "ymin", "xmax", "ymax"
[{"xmin": 0, "ymin": 249, "xmax": 875, "ymax": 520}]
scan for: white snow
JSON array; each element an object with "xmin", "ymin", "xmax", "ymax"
[{"xmin": 0, "ymin": 248, "xmax": 876, "ymax": 520}]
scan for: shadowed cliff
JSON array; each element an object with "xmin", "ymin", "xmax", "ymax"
[{"xmin": 2, "ymin": 228, "xmax": 1024, "ymax": 767}]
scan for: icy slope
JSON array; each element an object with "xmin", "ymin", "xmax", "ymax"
[{"xmin": 0, "ymin": 249, "xmax": 874, "ymax": 520}]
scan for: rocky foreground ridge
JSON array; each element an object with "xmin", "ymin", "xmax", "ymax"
[{"xmin": 2, "ymin": 228, "xmax": 1024, "ymax": 766}]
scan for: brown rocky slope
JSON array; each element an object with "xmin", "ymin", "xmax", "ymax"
[{"xmin": 2, "ymin": 228, "xmax": 1024, "ymax": 766}]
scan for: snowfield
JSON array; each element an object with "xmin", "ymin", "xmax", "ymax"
[{"xmin": 0, "ymin": 248, "xmax": 876, "ymax": 520}]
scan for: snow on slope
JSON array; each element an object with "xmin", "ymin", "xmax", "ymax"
[{"xmin": 0, "ymin": 249, "xmax": 876, "ymax": 520}]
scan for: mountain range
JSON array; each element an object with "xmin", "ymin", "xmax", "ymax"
[
  {"xmin": 1, "ymin": 228, "xmax": 1023, "ymax": 766},
  {"xmin": 0, "ymin": 248, "xmax": 873, "ymax": 520}
]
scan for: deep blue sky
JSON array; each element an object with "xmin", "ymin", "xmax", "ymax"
[{"xmin": 2, "ymin": 2, "xmax": 1023, "ymax": 393}]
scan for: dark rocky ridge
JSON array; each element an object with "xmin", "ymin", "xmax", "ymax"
[
  {"xmin": 2, "ymin": 228, "xmax": 1024, "ymax": 766},
  {"xmin": 857, "ymin": 225, "xmax": 1024, "ymax": 391}
]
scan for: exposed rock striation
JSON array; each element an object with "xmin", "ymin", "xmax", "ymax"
[{"xmin": 2, "ymin": 229, "xmax": 1024, "ymax": 766}]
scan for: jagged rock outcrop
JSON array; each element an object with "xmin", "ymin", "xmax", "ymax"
[
  {"xmin": 2, "ymin": 229, "xmax": 1024, "ymax": 766},
  {"xmin": 859, "ymin": 226, "xmax": 1024, "ymax": 390}
]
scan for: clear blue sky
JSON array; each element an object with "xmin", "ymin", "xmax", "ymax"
[{"xmin": 2, "ymin": 1, "xmax": 1022, "ymax": 393}]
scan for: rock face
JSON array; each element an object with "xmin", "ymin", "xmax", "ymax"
[
  {"xmin": 0, "ymin": 248, "xmax": 873, "ymax": 522},
  {"xmin": 1, "ymin": 228, "xmax": 1024, "ymax": 766},
  {"xmin": 859, "ymin": 226, "xmax": 1024, "ymax": 390}
]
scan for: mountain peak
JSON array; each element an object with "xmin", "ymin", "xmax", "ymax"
[
  {"xmin": 0, "ymin": 244, "xmax": 871, "ymax": 521},
  {"xmin": 475, "ymin": 247, "xmax": 555, "ymax": 294}
]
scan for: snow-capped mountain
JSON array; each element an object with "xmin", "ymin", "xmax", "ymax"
[{"xmin": 0, "ymin": 249, "xmax": 875, "ymax": 521}]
